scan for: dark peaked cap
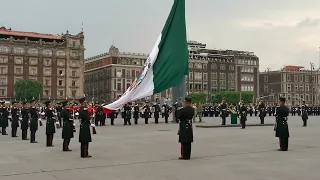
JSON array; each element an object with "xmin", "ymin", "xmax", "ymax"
[
  {"xmin": 185, "ymin": 96, "xmax": 192, "ymax": 103},
  {"xmin": 79, "ymin": 97, "xmax": 86, "ymax": 104},
  {"xmin": 279, "ymin": 97, "xmax": 286, "ymax": 103},
  {"xmin": 61, "ymin": 100, "xmax": 68, "ymax": 106},
  {"xmin": 44, "ymin": 101, "xmax": 51, "ymax": 107}
]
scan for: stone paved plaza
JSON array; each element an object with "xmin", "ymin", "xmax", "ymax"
[{"xmin": 1, "ymin": 115, "xmax": 320, "ymax": 180}]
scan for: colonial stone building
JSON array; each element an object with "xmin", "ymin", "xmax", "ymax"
[
  {"xmin": 0, "ymin": 27, "xmax": 84, "ymax": 100},
  {"xmin": 259, "ymin": 65, "xmax": 320, "ymax": 106},
  {"xmin": 84, "ymin": 46, "xmax": 171, "ymax": 103},
  {"xmin": 187, "ymin": 41, "xmax": 259, "ymax": 102}
]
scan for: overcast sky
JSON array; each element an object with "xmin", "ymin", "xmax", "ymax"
[{"xmin": 1, "ymin": 0, "xmax": 320, "ymax": 71}]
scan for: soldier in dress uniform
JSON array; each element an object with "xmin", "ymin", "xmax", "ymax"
[
  {"xmin": 133, "ymin": 104, "xmax": 140, "ymax": 124},
  {"xmin": 95, "ymin": 102, "xmax": 105, "ymax": 126},
  {"xmin": 239, "ymin": 102, "xmax": 247, "ymax": 129},
  {"xmin": 78, "ymin": 97, "xmax": 92, "ymax": 158},
  {"xmin": 163, "ymin": 103, "xmax": 170, "ymax": 123},
  {"xmin": 143, "ymin": 103, "xmax": 150, "ymax": 124},
  {"xmin": 11, "ymin": 101, "xmax": 19, "ymax": 137},
  {"xmin": 21, "ymin": 101, "xmax": 29, "ymax": 140},
  {"xmin": 109, "ymin": 109, "xmax": 116, "ymax": 125},
  {"xmin": 177, "ymin": 96, "xmax": 194, "ymax": 160},
  {"xmin": 29, "ymin": 99, "xmax": 39, "ymax": 143},
  {"xmin": 301, "ymin": 101, "xmax": 308, "ymax": 127},
  {"xmin": 61, "ymin": 100, "xmax": 74, "ymax": 151},
  {"xmin": 258, "ymin": 101, "xmax": 266, "ymax": 124},
  {"xmin": 0, "ymin": 101, "xmax": 9, "ymax": 135},
  {"xmin": 45, "ymin": 101, "xmax": 55, "ymax": 147},
  {"xmin": 153, "ymin": 103, "xmax": 161, "ymax": 124},
  {"xmin": 219, "ymin": 100, "xmax": 228, "ymax": 125},
  {"xmin": 124, "ymin": 103, "xmax": 132, "ymax": 125},
  {"xmin": 275, "ymin": 97, "xmax": 289, "ymax": 151}
]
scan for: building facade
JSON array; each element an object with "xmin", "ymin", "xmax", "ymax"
[
  {"xmin": 0, "ymin": 27, "xmax": 85, "ymax": 100},
  {"xmin": 187, "ymin": 41, "xmax": 259, "ymax": 102},
  {"xmin": 259, "ymin": 65, "xmax": 320, "ymax": 106},
  {"xmin": 84, "ymin": 46, "xmax": 171, "ymax": 103}
]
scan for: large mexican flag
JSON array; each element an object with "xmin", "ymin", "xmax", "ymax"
[{"xmin": 103, "ymin": 0, "xmax": 188, "ymax": 113}]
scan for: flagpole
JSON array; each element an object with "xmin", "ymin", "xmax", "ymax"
[{"xmin": 172, "ymin": 75, "xmax": 186, "ymax": 123}]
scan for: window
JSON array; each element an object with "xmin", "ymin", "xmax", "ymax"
[
  {"xmin": 228, "ymin": 81, "xmax": 235, "ymax": 87},
  {"xmin": 117, "ymin": 82, "xmax": 121, "ymax": 91},
  {"xmin": 44, "ymin": 90, "xmax": 50, "ymax": 96},
  {"xmin": 71, "ymin": 51, "xmax": 78, "ymax": 57},
  {"xmin": 287, "ymin": 75, "xmax": 291, "ymax": 81},
  {"xmin": 56, "ymin": 50, "xmax": 66, "ymax": 57},
  {"xmin": 211, "ymin": 80, "xmax": 217, "ymax": 86},
  {"xmin": 14, "ymin": 77, "xmax": 22, "ymax": 84},
  {"xmin": 203, "ymin": 64, "xmax": 207, "ymax": 70},
  {"xmin": 220, "ymin": 73, "xmax": 226, "ymax": 79},
  {"xmin": 264, "ymin": 75, "xmax": 268, "ymax": 82},
  {"xmin": 228, "ymin": 73, "xmax": 235, "ymax": 80},
  {"xmin": 29, "ymin": 58, "xmax": 38, "ymax": 65},
  {"xmin": 220, "ymin": 64, "xmax": 225, "ymax": 70},
  {"xmin": 44, "ymin": 68, "xmax": 51, "ymax": 76},
  {"xmin": 71, "ymin": 61, "xmax": 77, "ymax": 67},
  {"xmin": 58, "ymin": 70, "xmax": 64, "ymax": 76},
  {"xmin": 220, "ymin": 80, "xmax": 226, "ymax": 86},
  {"xmin": 211, "ymin": 72, "xmax": 217, "ymax": 79},
  {"xmin": 305, "ymin": 84, "xmax": 309, "ymax": 92},
  {"xmin": 71, "ymin": 90, "xmax": 76, "ymax": 98},
  {"xmin": 194, "ymin": 63, "xmax": 202, "ymax": 69},
  {"xmin": 126, "ymin": 71, "xmax": 130, "ymax": 78},
  {"xmin": 14, "ymin": 57, "xmax": 22, "ymax": 64},
  {"xmin": 294, "ymin": 75, "xmax": 298, "ymax": 82},
  {"xmin": 0, "ymin": 77, "xmax": 7, "ymax": 85},
  {"xmin": 58, "ymin": 80, "xmax": 64, "ymax": 86},
  {"xmin": 312, "ymin": 75, "xmax": 316, "ymax": 83},
  {"xmin": 57, "ymin": 60, "xmax": 64, "ymax": 67},
  {"xmin": 188, "ymin": 72, "xmax": 193, "ymax": 80},
  {"xmin": 295, "ymin": 84, "xmax": 298, "ymax": 92},
  {"xmin": 42, "ymin": 50, "xmax": 52, "ymax": 56},
  {"xmin": 58, "ymin": 90, "xmax": 64, "ymax": 97},
  {"xmin": 229, "ymin": 65, "xmax": 234, "ymax": 71},
  {"xmin": 0, "ymin": 89, "xmax": 6, "ymax": 96},
  {"xmin": 29, "ymin": 67, "xmax": 37, "ymax": 75},
  {"xmin": 13, "ymin": 47, "xmax": 24, "ymax": 54},
  {"xmin": 211, "ymin": 63, "xmax": 217, "ymax": 69},
  {"xmin": 44, "ymin": 79, "xmax": 51, "ymax": 86},
  {"xmin": 194, "ymin": 72, "xmax": 202, "ymax": 80},
  {"xmin": 264, "ymin": 85, "xmax": 268, "ymax": 92},
  {"xmin": 188, "ymin": 63, "xmax": 193, "ymax": 69},
  {"xmin": 299, "ymin": 75, "xmax": 303, "ymax": 82},
  {"xmin": 300, "ymin": 84, "xmax": 304, "ymax": 91},
  {"xmin": 287, "ymin": 84, "xmax": 291, "ymax": 92},
  {"xmin": 72, "ymin": 80, "xmax": 76, "ymax": 87},
  {"xmin": 0, "ymin": 56, "xmax": 8, "ymax": 63},
  {"xmin": 203, "ymin": 73, "xmax": 207, "ymax": 81},
  {"xmin": 44, "ymin": 59, "xmax": 51, "ymax": 66},
  {"xmin": 305, "ymin": 94, "xmax": 309, "ymax": 101},
  {"xmin": 0, "ymin": 66, "xmax": 7, "ymax": 74},
  {"xmin": 28, "ymin": 48, "xmax": 38, "ymax": 55},
  {"xmin": 305, "ymin": 75, "xmax": 309, "ymax": 82},
  {"xmin": 0, "ymin": 46, "xmax": 10, "ymax": 53},
  {"xmin": 72, "ymin": 71, "xmax": 77, "ymax": 77},
  {"xmin": 15, "ymin": 67, "xmax": 22, "ymax": 74}
]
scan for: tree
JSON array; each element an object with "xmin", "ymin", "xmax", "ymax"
[
  {"xmin": 189, "ymin": 92, "xmax": 206, "ymax": 103},
  {"xmin": 215, "ymin": 91, "xmax": 254, "ymax": 105},
  {"xmin": 14, "ymin": 79, "xmax": 43, "ymax": 101}
]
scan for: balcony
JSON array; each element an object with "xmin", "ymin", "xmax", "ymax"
[
  {"xmin": 69, "ymin": 85, "xmax": 79, "ymax": 88},
  {"xmin": 69, "ymin": 75, "xmax": 79, "ymax": 78}
]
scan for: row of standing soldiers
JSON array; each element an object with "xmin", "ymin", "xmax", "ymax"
[{"xmin": 0, "ymin": 97, "xmax": 95, "ymax": 158}]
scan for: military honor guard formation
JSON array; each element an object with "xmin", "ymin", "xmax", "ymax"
[{"xmin": 0, "ymin": 93, "xmax": 312, "ymax": 160}]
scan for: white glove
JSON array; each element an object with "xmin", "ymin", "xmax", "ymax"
[{"xmin": 90, "ymin": 123, "xmax": 95, "ymax": 127}]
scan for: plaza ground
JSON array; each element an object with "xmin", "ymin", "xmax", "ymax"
[{"xmin": 0, "ymin": 115, "xmax": 320, "ymax": 180}]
